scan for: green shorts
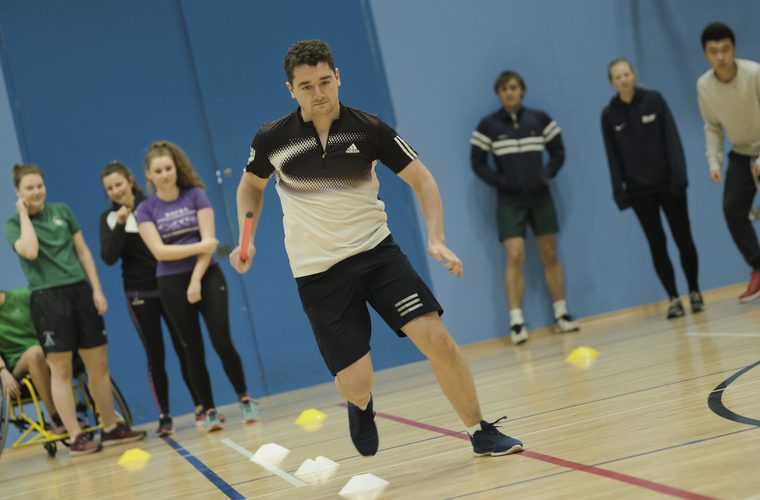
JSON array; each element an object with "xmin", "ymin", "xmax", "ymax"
[{"xmin": 497, "ymin": 199, "xmax": 559, "ymax": 240}]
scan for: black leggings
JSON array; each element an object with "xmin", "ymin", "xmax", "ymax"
[
  {"xmin": 125, "ymin": 291, "xmax": 199, "ymax": 415},
  {"xmin": 631, "ymin": 191, "xmax": 700, "ymax": 298},
  {"xmin": 158, "ymin": 264, "xmax": 247, "ymax": 410}
]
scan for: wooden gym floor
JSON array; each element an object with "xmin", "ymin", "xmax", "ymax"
[{"xmin": 1, "ymin": 284, "xmax": 759, "ymax": 499}]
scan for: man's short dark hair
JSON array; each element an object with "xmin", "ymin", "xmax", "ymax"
[
  {"xmin": 493, "ymin": 70, "xmax": 525, "ymax": 94},
  {"xmin": 284, "ymin": 40, "xmax": 336, "ymax": 83},
  {"xmin": 701, "ymin": 22, "xmax": 735, "ymax": 50}
]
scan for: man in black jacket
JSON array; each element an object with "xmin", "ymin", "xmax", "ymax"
[
  {"xmin": 601, "ymin": 59, "xmax": 703, "ymax": 319},
  {"xmin": 471, "ymin": 70, "xmax": 579, "ymax": 345}
]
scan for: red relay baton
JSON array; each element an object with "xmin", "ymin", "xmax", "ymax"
[{"xmin": 239, "ymin": 212, "xmax": 253, "ymax": 262}]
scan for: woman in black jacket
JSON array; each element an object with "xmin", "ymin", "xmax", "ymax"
[
  {"xmin": 601, "ymin": 59, "xmax": 703, "ymax": 319},
  {"xmin": 99, "ymin": 161, "xmax": 198, "ymax": 434}
]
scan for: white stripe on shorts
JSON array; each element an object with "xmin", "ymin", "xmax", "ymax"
[
  {"xmin": 398, "ymin": 298, "xmax": 422, "ymax": 314},
  {"xmin": 395, "ymin": 293, "xmax": 420, "ymax": 308},
  {"xmin": 400, "ymin": 303, "xmax": 424, "ymax": 317}
]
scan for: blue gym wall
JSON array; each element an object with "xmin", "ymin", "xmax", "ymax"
[
  {"xmin": 1, "ymin": 0, "xmax": 759, "ymax": 430},
  {"xmin": 0, "ymin": 0, "xmax": 427, "ymax": 425},
  {"xmin": 370, "ymin": 0, "xmax": 760, "ymax": 343},
  {"xmin": 0, "ymin": 53, "xmax": 25, "ymax": 288}
]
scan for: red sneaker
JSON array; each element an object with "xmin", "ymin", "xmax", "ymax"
[
  {"xmin": 101, "ymin": 422, "xmax": 147, "ymax": 447},
  {"xmin": 739, "ymin": 270, "xmax": 760, "ymax": 303},
  {"xmin": 70, "ymin": 433, "xmax": 102, "ymax": 457}
]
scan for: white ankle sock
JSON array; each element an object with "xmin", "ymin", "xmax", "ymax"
[
  {"xmin": 509, "ymin": 308, "xmax": 524, "ymax": 326},
  {"xmin": 553, "ymin": 300, "xmax": 567, "ymax": 319}
]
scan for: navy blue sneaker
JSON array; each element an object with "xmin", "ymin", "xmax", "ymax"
[
  {"xmin": 469, "ymin": 417, "xmax": 523, "ymax": 456},
  {"xmin": 347, "ymin": 394, "xmax": 378, "ymax": 456}
]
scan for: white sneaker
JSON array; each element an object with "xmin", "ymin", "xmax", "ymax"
[
  {"xmin": 510, "ymin": 324, "xmax": 529, "ymax": 345},
  {"xmin": 555, "ymin": 314, "xmax": 580, "ymax": 333}
]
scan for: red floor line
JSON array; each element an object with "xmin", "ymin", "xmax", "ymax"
[{"xmin": 373, "ymin": 410, "xmax": 716, "ymax": 500}]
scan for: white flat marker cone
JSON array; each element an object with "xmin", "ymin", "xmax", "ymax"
[
  {"xmin": 339, "ymin": 473, "xmax": 389, "ymax": 499},
  {"xmin": 252, "ymin": 442, "xmax": 290, "ymax": 467},
  {"xmin": 294, "ymin": 456, "xmax": 340, "ymax": 484}
]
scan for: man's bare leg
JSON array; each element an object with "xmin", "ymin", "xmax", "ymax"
[
  {"xmin": 335, "ymin": 353, "xmax": 373, "ymax": 410},
  {"xmin": 403, "ymin": 313, "xmax": 482, "ymax": 426},
  {"xmin": 504, "ymin": 237, "xmax": 526, "ymax": 310},
  {"xmin": 13, "ymin": 345, "xmax": 57, "ymax": 419}
]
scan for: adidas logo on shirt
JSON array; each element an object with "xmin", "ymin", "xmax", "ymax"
[{"xmin": 346, "ymin": 143, "xmax": 360, "ymax": 154}]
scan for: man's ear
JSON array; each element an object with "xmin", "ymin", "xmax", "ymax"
[{"xmin": 285, "ymin": 81, "xmax": 296, "ymax": 99}]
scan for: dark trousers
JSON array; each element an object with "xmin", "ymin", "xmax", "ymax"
[
  {"xmin": 723, "ymin": 151, "xmax": 760, "ymax": 269},
  {"xmin": 125, "ymin": 291, "xmax": 199, "ymax": 415},
  {"xmin": 631, "ymin": 191, "xmax": 700, "ymax": 297},
  {"xmin": 158, "ymin": 264, "xmax": 247, "ymax": 410}
]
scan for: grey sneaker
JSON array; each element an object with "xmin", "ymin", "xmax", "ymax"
[
  {"xmin": 689, "ymin": 291, "xmax": 705, "ymax": 313},
  {"xmin": 666, "ymin": 298, "xmax": 685, "ymax": 319},
  {"xmin": 240, "ymin": 398, "xmax": 260, "ymax": 424}
]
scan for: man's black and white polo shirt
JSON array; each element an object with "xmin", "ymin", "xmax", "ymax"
[{"xmin": 246, "ymin": 104, "xmax": 418, "ymax": 278}]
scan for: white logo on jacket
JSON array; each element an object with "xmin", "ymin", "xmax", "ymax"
[
  {"xmin": 614, "ymin": 123, "xmax": 626, "ymax": 132},
  {"xmin": 106, "ymin": 212, "xmax": 139, "ymax": 233},
  {"xmin": 641, "ymin": 113, "xmax": 657, "ymax": 124}
]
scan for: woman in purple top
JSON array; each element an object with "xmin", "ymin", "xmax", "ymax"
[
  {"xmin": 135, "ymin": 141, "xmax": 259, "ymax": 431},
  {"xmin": 100, "ymin": 161, "xmax": 200, "ymax": 435}
]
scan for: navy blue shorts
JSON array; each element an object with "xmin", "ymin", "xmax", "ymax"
[{"xmin": 296, "ymin": 236, "xmax": 442, "ymax": 376}]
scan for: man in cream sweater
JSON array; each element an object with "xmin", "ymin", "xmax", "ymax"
[{"xmin": 697, "ymin": 22, "xmax": 760, "ymax": 303}]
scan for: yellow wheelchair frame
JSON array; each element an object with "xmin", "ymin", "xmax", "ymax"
[{"xmin": 1, "ymin": 372, "xmax": 132, "ymax": 458}]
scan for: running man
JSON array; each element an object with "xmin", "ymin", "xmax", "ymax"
[{"xmin": 230, "ymin": 40, "xmax": 523, "ymax": 458}]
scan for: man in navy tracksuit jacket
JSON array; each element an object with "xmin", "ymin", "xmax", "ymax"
[
  {"xmin": 471, "ymin": 70, "xmax": 579, "ymax": 345},
  {"xmin": 601, "ymin": 58, "xmax": 702, "ymax": 319}
]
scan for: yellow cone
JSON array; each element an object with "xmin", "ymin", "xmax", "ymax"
[
  {"xmin": 565, "ymin": 346, "xmax": 600, "ymax": 368},
  {"xmin": 295, "ymin": 408, "xmax": 328, "ymax": 432},
  {"xmin": 118, "ymin": 448, "xmax": 152, "ymax": 471}
]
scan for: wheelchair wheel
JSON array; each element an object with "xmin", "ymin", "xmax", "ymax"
[
  {"xmin": 44, "ymin": 441, "xmax": 57, "ymax": 458},
  {"xmin": 111, "ymin": 378, "xmax": 132, "ymax": 427},
  {"xmin": 0, "ymin": 392, "xmax": 9, "ymax": 458},
  {"xmin": 79, "ymin": 376, "xmax": 133, "ymax": 428}
]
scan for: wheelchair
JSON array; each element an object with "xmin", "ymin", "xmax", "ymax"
[{"xmin": 0, "ymin": 356, "xmax": 132, "ymax": 458}]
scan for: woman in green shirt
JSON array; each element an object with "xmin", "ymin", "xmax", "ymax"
[{"xmin": 5, "ymin": 164, "xmax": 146, "ymax": 456}]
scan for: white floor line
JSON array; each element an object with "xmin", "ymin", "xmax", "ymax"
[
  {"xmin": 221, "ymin": 438, "xmax": 306, "ymax": 488},
  {"xmin": 686, "ymin": 332, "xmax": 760, "ymax": 338}
]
